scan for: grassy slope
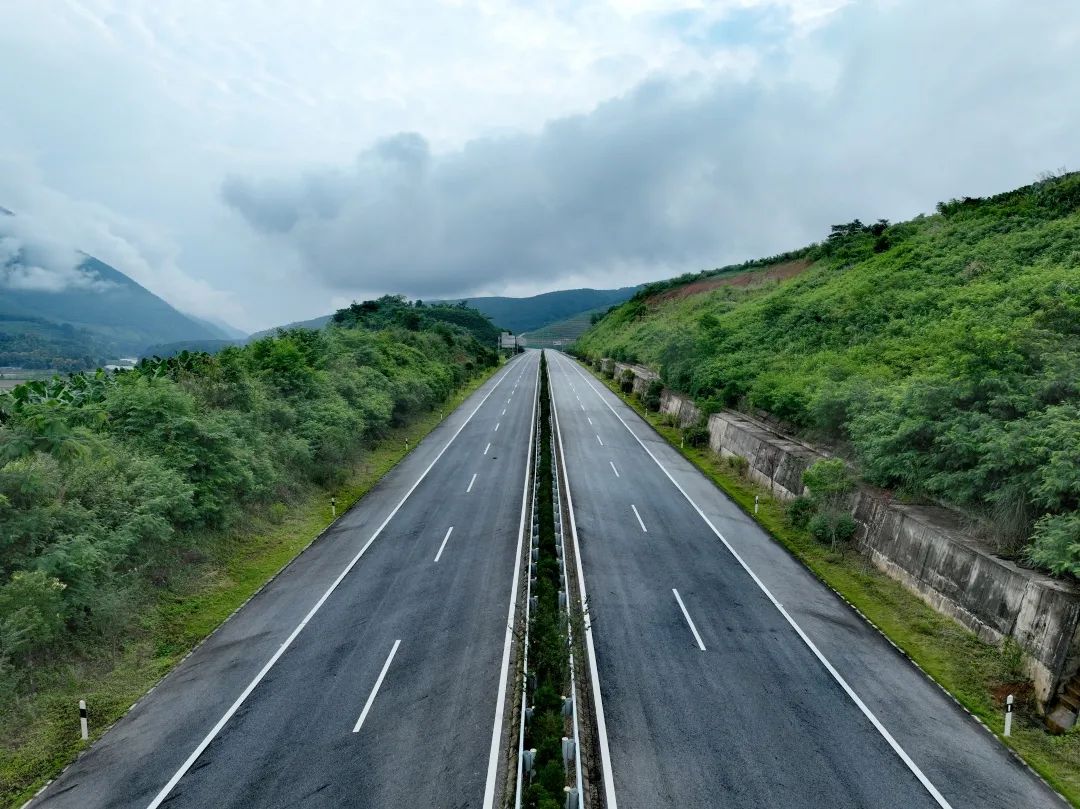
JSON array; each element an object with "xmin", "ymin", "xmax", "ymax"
[
  {"xmin": 576, "ymin": 174, "xmax": 1080, "ymax": 567},
  {"xmin": 593, "ymin": 372, "xmax": 1080, "ymax": 805},
  {"xmin": 0, "ymin": 367, "xmax": 497, "ymax": 808}
]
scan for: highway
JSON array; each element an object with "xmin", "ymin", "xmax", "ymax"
[
  {"xmin": 31, "ymin": 351, "xmax": 540, "ymax": 809},
  {"xmin": 27, "ymin": 347, "xmax": 1064, "ymax": 809},
  {"xmin": 546, "ymin": 350, "xmax": 1064, "ymax": 809}
]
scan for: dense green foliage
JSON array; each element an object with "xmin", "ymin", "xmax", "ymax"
[
  {"xmin": 577, "ymin": 172, "xmax": 1080, "ymax": 575},
  {"xmin": 331, "ymin": 295, "xmax": 501, "ymax": 346},
  {"xmin": 0, "ymin": 295, "xmax": 496, "ymax": 693},
  {"xmin": 0, "ymin": 314, "xmax": 109, "ymax": 371}
]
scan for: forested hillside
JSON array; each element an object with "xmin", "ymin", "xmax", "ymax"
[
  {"xmin": 576, "ymin": 172, "xmax": 1080, "ymax": 576},
  {"xmin": 0, "ymin": 295, "xmax": 496, "ymax": 704}
]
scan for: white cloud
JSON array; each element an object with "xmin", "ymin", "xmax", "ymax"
[
  {"xmin": 0, "ymin": 0, "xmax": 1076, "ymax": 330},
  {"xmin": 222, "ymin": 0, "xmax": 1080, "ymax": 299}
]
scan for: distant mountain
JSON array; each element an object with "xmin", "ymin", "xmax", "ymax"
[
  {"xmin": 248, "ymin": 313, "xmax": 332, "ymax": 340},
  {"xmin": 188, "ymin": 314, "xmax": 246, "ymax": 341},
  {"xmin": 142, "ymin": 338, "xmax": 244, "ymax": 358},
  {"xmin": 432, "ymin": 287, "xmax": 641, "ymax": 333},
  {"xmin": 1, "ymin": 209, "xmax": 230, "ymax": 368},
  {"xmin": 254, "ymin": 287, "xmax": 642, "ymax": 341}
]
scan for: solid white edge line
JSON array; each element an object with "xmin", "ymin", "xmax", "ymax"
[
  {"xmin": 556, "ymin": 352, "xmax": 953, "ymax": 809},
  {"xmin": 467, "ymin": 473, "xmax": 478, "ymax": 493},
  {"xmin": 434, "ymin": 526, "xmax": 455, "ymax": 563},
  {"xmin": 631, "ymin": 504, "xmax": 647, "ymax": 533},
  {"xmin": 672, "ymin": 589, "xmax": 706, "ymax": 651},
  {"xmin": 481, "ymin": 354, "xmax": 540, "ymax": 809},
  {"xmin": 143, "ymin": 355, "xmax": 524, "ymax": 809},
  {"xmin": 610, "ymin": 461, "xmax": 619, "ymax": 478},
  {"xmin": 548, "ymin": 356, "xmax": 619, "ymax": 809},
  {"xmin": 352, "ymin": 639, "xmax": 402, "ymax": 732}
]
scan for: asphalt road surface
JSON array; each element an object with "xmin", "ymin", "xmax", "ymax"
[
  {"xmin": 31, "ymin": 351, "xmax": 539, "ymax": 809},
  {"xmin": 546, "ymin": 350, "xmax": 1064, "ymax": 809}
]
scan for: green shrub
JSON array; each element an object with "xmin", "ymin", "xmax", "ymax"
[
  {"xmin": 643, "ymin": 380, "xmax": 664, "ymax": 412},
  {"xmin": 787, "ymin": 495, "xmax": 816, "ymax": 529},
  {"xmin": 722, "ymin": 454, "xmax": 749, "ymax": 478},
  {"xmin": 682, "ymin": 422, "xmax": 709, "ymax": 448},
  {"xmin": 1028, "ymin": 512, "xmax": 1080, "ymax": 576},
  {"xmin": 268, "ymin": 502, "xmax": 288, "ymax": 524}
]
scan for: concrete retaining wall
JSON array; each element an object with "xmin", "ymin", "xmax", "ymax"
[{"xmin": 595, "ymin": 357, "xmax": 1080, "ymax": 711}]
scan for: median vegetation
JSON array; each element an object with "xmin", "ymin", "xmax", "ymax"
[
  {"xmin": 0, "ymin": 295, "xmax": 499, "ymax": 805},
  {"xmin": 523, "ymin": 351, "xmax": 573, "ymax": 809},
  {"xmin": 577, "ymin": 171, "xmax": 1080, "ymax": 575}
]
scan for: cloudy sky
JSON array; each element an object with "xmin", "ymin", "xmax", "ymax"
[{"xmin": 1, "ymin": 1, "xmax": 1077, "ymax": 332}]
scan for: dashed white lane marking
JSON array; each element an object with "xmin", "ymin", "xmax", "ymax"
[
  {"xmin": 672, "ymin": 590, "xmax": 706, "ymax": 651},
  {"xmin": 596, "ymin": 434, "xmax": 603, "ymax": 446},
  {"xmin": 467, "ymin": 473, "xmax": 477, "ymax": 493},
  {"xmin": 483, "ymin": 442, "xmax": 491, "ymax": 455},
  {"xmin": 631, "ymin": 504, "xmax": 647, "ymax": 533},
  {"xmin": 610, "ymin": 461, "xmax": 620, "ymax": 478},
  {"xmin": 353, "ymin": 639, "xmax": 402, "ymax": 731},
  {"xmin": 142, "ymin": 356, "xmax": 523, "ymax": 809},
  {"xmin": 434, "ymin": 526, "xmax": 455, "ymax": 562},
  {"xmin": 495, "ymin": 422, "xmax": 500, "ymax": 432}
]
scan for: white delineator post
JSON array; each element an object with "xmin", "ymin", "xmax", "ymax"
[
  {"xmin": 79, "ymin": 700, "xmax": 88, "ymax": 740},
  {"xmin": 1004, "ymin": 694, "xmax": 1013, "ymax": 736},
  {"xmin": 754, "ymin": 495, "xmax": 759, "ymax": 515}
]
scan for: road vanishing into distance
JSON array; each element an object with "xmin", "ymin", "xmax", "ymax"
[{"xmin": 30, "ymin": 350, "xmax": 1063, "ymax": 809}]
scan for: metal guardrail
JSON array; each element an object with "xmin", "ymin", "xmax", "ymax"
[{"xmin": 552, "ymin": 437, "xmax": 584, "ymax": 809}]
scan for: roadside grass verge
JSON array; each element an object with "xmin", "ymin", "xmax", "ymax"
[
  {"xmin": 0, "ymin": 367, "xmax": 498, "ymax": 809},
  {"xmin": 590, "ymin": 370, "xmax": 1080, "ymax": 807}
]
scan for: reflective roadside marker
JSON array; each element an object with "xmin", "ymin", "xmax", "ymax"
[
  {"xmin": 79, "ymin": 700, "xmax": 88, "ymax": 740},
  {"xmin": 1004, "ymin": 694, "xmax": 1013, "ymax": 736}
]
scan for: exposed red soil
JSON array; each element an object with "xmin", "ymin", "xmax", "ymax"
[{"xmin": 650, "ymin": 258, "xmax": 813, "ymax": 303}]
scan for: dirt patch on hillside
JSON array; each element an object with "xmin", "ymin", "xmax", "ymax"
[{"xmin": 651, "ymin": 258, "xmax": 812, "ymax": 303}]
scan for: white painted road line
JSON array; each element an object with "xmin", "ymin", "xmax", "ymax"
[
  {"xmin": 501, "ymin": 408, "xmax": 506, "ymax": 416},
  {"xmin": 587, "ymin": 417, "xmax": 593, "ymax": 425},
  {"xmin": 353, "ymin": 639, "xmax": 402, "ymax": 732},
  {"xmin": 434, "ymin": 526, "xmax": 455, "ymax": 562},
  {"xmin": 495, "ymin": 422, "xmax": 500, "ymax": 431},
  {"xmin": 556, "ymin": 352, "xmax": 954, "ymax": 809},
  {"xmin": 610, "ymin": 461, "xmax": 620, "ymax": 478},
  {"xmin": 596, "ymin": 434, "xmax": 603, "ymax": 446},
  {"xmin": 672, "ymin": 589, "xmax": 706, "ymax": 651},
  {"xmin": 467, "ymin": 473, "xmax": 478, "ymax": 493},
  {"xmin": 484, "ymin": 442, "xmax": 491, "ymax": 455},
  {"xmin": 631, "ymin": 504, "xmax": 647, "ymax": 532},
  {"xmin": 483, "ymin": 357, "xmax": 540, "ymax": 809},
  {"xmin": 143, "ymin": 358, "xmax": 522, "ymax": 809}
]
